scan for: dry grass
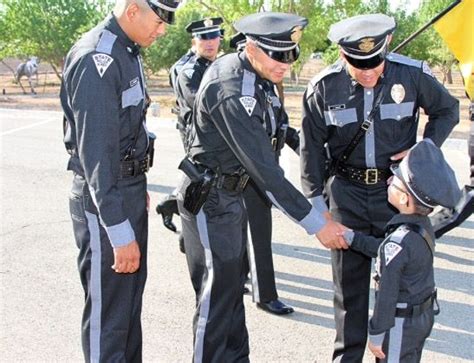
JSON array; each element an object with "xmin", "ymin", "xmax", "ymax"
[{"xmin": 0, "ymin": 59, "xmax": 470, "ymax": 138}]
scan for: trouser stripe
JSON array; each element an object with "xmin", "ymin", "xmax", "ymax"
[
  {"xmin": 387, "ymin": 316, "xmax": 404, "ymax": 362},
  {"xmin": 85, "ymin": 211, "xmax": 102, "ymax": 363},
  {"xmin": 194, "ymin": 209, "xmax": 214, "ymax": 363},
  {"xmin": 245, "ymin": 217, "xmax": 260, "ymax": 303}
]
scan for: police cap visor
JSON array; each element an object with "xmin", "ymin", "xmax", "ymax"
[
  {"xmin": 146, "ymin": 0, "xmax": 176, "ymax": 24},
  {"xmin": 194, "ymin": 30, "xmax": 223, "ymax": 40},
  {"xmin": 259, "ymin": 45, "xmax": 300, "ymax": 64},
  {"xmin": 344, "ymin": 53, "xmax": 385, "ymax": 70}
]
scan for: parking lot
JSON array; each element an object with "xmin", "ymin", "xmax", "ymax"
[{"xmin": 1, "ymin": 108, "xmax": 472, "ymax": 362}]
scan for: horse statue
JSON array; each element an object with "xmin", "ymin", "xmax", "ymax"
[{"xmin": 15, "ymin": 57, "xmax": 40, "ymax": 94}]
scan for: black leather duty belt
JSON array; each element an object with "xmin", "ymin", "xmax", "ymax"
[
  {"xmin": 336, "ymin": 164, "xmax": 391, "ymax": 185},
  {"xmin": 215, "ymin": 173, "xmax": 250, "ymax": 193},
  {"xmin": 395, "ymin": 291, "xmax": 439, "ymax": 318},
  {"xmin": 120, "ymin": 156, "xmax": 150, "ymax": 178}
]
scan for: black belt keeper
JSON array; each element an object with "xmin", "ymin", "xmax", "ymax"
[
  {"xmin": 395, "ymin": 291, "xmax": 439, "ymax": 318},
  {"xmin": 336, "ymin": 164, "xmax": 391, "ymax": 185},
  {"xmin": 120, "ymin": 156, "xmax": 150, "ymax": 178}
]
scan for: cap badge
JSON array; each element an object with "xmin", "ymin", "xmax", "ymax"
[
  {"xmin": 290, "ymin": 26, "xmax": 303, "ymax": 44},
  {"xmin": 358, "ymin": 38, "xmax": 375, "ymax": 53},
  {"xmin": 391, "ymin": 84, "xmax": 406, "ymax": 104},
  {"xmin": 204, "ymin": 18, "xmax": 213, "ymax": 27}
]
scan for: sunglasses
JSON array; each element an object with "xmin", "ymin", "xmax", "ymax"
[{"xmin": 259, "ymin": 45, "xmax": 300, "ymax": 64}]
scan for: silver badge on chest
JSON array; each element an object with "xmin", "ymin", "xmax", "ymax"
[{"xmin": 390, "ymin": 84, "xmax": 405, "ymax": 104}]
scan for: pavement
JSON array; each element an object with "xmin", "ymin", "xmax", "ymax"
[{"xmin": 0, "ymin": 108, "xmax": 473, "ymax": 362}]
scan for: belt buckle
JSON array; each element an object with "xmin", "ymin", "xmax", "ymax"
[{"xmin": 365, "ymin": 168, "xmax": 378, "ymax": 185}]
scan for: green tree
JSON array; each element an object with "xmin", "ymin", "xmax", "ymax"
[{"xmin": 0, "ymin": 0, "xmax": 110, "ymax": 79}]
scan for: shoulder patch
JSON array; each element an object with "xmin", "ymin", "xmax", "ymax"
[
  {"xmin": 239, "ymin": 96, "xmax": 257, "ymax": 116},
  {"xmin": 184, "ymin": 68, "xmax": 195, "ymax": 79},
  {"xmin": 386, "ymin": 53, "xmax": 422, "ymax": 68},
  {"xmin": 93, "ymin": 53, "xmax": 114, "ymax": 78},
  {"xmin": 384, "ymin": 242, "xmax": 403, "ymax": 265},
  {"xmin": 422, "ymin": 61, "xmax": 435, "ymax": 77},
  {"xmin": 310, "ymin": 61, "xmax": 343, "ymax": 88}
]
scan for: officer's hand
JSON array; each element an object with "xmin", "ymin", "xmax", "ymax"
[
  {"xmin": 316, "ymin": 220, "xmax": 349, "ymax": 250},
  {"xmin": 390, "ymin": 149, "xmax": 409, "ymax": 161},
  {"xmin": 368, "ymin": 341, "xmax": 385, "ymax": 359},
  {"xmin": 112, "ymin": 240, "xmax": 141, "ymax": 274}
]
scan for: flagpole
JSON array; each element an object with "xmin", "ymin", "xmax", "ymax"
[{"xmin": 392, "ymin": 0, "xmax": 462, "ymax": 53}]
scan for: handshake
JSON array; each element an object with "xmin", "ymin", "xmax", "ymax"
[{"xmin": 315, "ymin": 212, "xmax": 350, "ymax": 250}]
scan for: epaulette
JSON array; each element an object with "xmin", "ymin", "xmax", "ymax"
[
  {"xmin": 95, "ymin": 29, "xmax": 117, "ymax": 55},
  {"xmin": 386, "ymin": 53, "xmax": 422, "ymax": 69},
  {"xmin": 310, "ymin": 61, "xmax": 343, "ymax": 88},
  {"xmin": 388, "ymin": 224, "xmax": 410, "ymax": 244},
  {"xmin": 306, "ymin": 61, "xmax": 343, "ymax": 98}
]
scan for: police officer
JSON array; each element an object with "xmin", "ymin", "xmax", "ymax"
[
  {"xmin": 363, "ymin": 140, "xmax": 460, "ymax": 361},
  {"xmin": 229, "ymin": 32, "xmax": 296, "ymax": 315},
  {"xmin": 60, "ymin": 1, "xmax": 179, "ymax": 361},
  {"xmin": 178, "ymin": 12, "xmax": 346, "ymax": 362},
  {"xmin": 300, "ymin": 14, "xmax": 459, "ymax": 362},
  {"xmin": 156, "ymin": 17, "xmax": 223, "ymax": 239},
  {"xmin": 430, "ymin": 101, "xmax": 474, "ymax": 237}
]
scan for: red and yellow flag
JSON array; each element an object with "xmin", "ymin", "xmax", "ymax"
[{"xmin": 434, "ymin": 0, "xmax": 474, "ymax": 99}]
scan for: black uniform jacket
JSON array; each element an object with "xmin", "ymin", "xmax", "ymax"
[
  {"xmin": 368, "ymin": 214, "xmax": 435, "ymax": 342},
  {"xmin": 61, "ymin": 14, "xmax": 149, "ymax": 247},
  {"xmin": 301, "ymin": 54, "xmax": 459, "ymax": 200},
  {"xmin": 188, "ymin": 52, "xmax": 324, "ymax": 234}
]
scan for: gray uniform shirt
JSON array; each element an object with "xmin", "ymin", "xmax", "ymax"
[
  {"xmin": 188, "ymin": 52, "xmax": 324, "ymax": 234},
  {"xmin": 61, "ymin": 14, "xmax": 149, "ymax": 247}
]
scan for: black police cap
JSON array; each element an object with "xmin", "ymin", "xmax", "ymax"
[
  {"xmin": 146, "ymin": 0, "xmax": 180, "ymax": 25},
  {"xmin": 391, "ymin": 140, "xmax": 462, "ymax": 209},
  {"xmin": 185, "ymin": 17, "xmax": 224, "ymax": 40},
  {"xmin": 328, "ymin": 14, "xmax": 396, "ymax": 69},
  {"xmin": 229, "ymin": 32, "xmax": 246, "ymax": 50},
  {"xmin": 234, "ymin": 12, "xmax": 308, "ymax": 64}
]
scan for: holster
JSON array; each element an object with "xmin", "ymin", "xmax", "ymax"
[{"xmin": 179, "ymin": 158, "xmax": 215, "ymax": 215}]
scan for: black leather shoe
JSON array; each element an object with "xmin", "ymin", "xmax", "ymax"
[
  {"xmin": 156, "ymin": 202, "xmax": 177, "ymax": 232},
  {"xmin": 257, "ymin": 299, "xmax": 294, "ymax": 315}
]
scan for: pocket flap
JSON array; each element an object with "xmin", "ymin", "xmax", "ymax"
[
  {"xmin": 122, "ymin": 83, "xmax": 143, "ymax": 108},
  {"xmin": 380, "ymin": 102, "xmax": 414, "ymax": 121},
  {"xmin": 324, "ymin": 108, "xmax": 358, "ymax": 127}
]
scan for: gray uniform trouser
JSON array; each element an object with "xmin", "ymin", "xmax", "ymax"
[
  {"xmin": 327, "ymin": 176, "xmax": 396, "ymax": 363},
  {"xmin": 243, "ymin": 179, "xmax": 278, "ymax": 303},
  {"xmin": 178, "ymin": 177, "xmax": 250, "ymax": 363},
  {"xmin": 379, "ymin": 308, "xmax": 434, "ymax": 363},
  {"xmin": 69, "ymin": 174, "xmax": 148, "ymax": 363}
]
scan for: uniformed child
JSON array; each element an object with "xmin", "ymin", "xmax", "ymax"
[{"xmin": 344, "ymin": 139, "xmax": 461, "ymax": 362}]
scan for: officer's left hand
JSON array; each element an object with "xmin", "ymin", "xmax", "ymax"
[
  {"xmin": 368, "ymin": 341, "xmax": 385, "ymax": 359},
  {"xmin": 390, "ymin": 149, "xmax": 409, "ymax": 161}
]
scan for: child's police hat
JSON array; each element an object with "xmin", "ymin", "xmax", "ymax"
[
  {"xmin": 146, "ymin": 0, "xmax": 180, "ymax": 24},
  {"xmin": 328, "ymin": 14, "xmax": 396, "ymax": 69},
  {"xmin": 186, "ymin": 17, "xmax": 224, "ymax": 40},
  {"xmin": 234, "ymin": 12, "xmax": 308, "ymax": 64},
  {"xmin": 391, "ymin": 140, "xmax": 462, "ymax": 209}
]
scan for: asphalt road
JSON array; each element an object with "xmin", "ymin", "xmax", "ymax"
[{"xmin": 1, "ymin": 108, "xmax": 473, "ymax": 362}]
